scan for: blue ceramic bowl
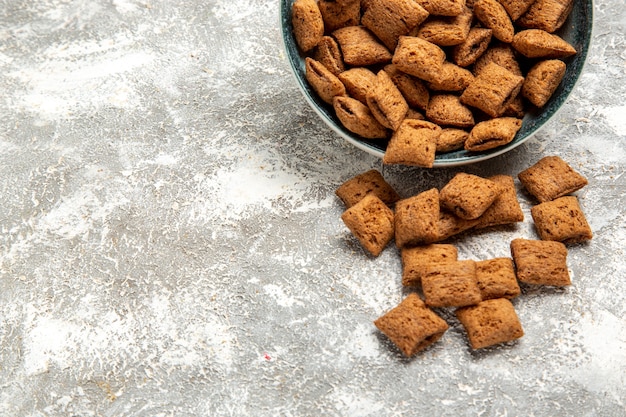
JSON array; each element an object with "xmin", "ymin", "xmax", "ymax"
[{"xmin": 280, "ymin": 0, "xmax": 593, "ymax": 167}]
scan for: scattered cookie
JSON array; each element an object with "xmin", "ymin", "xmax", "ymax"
[
  {"xmin": 401, "ymin": 244, "xmax": 459, "ymax": 287},
  {"xmin": 440, "ymin": 173, "xmax": 502, "ymax": 220},
  {"xmin": 434, "ymin": 211, "xmax": 480, "ymax": 241},
  {"xmin": 518, "ymin": 155, "xmax": 588, "ymax": 202},
  {"xmin": 394, "ymin": 188, "xmax": 440, "ymax": 247},
  {"xmin": 336, "ymin": 169, "xmax": 401, "ymax": 208},
  {"xmin": 374, "ymin": 293, "xmax": 449, "ymax": 357},
  {"xmin": 341, "ymin": 193, "xmax": 395, "ymax": 256},
  {"xmin": 456, "ymin": 298, "xmax": 524, "ymax": 349},
  {"xmin": 475, "ymin": 258, "xmax": 521, "ymax": 300},
  {"xmin": 422, "ymin": 260, "xmax": 482, "ymax": 307},
  {"xmin": 530, "ymin": 196, "xmax": 593, "ymax": 243},
  {"xmin": 475, "ymin": 174, "xmax": 524, "ymax": 228},
  {"xmin": 510, "ymin": 238, "xmax": 571, "ymax": 286}
]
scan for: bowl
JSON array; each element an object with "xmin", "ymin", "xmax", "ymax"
[{"xmin": 280, "ymin": 0, "xmax": 593, "ymax": 167}]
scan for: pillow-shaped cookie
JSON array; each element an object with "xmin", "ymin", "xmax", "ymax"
[
  {"xmin": 465, "ymin": 117, "xmax": 522, "ymax": 152},
  {"xmin": 367, "ymin": 70, "xmax": 410, "ymax": 130},
  {"xmin": 452, "ymin": 27, "xmax": 493, "ymax": 67},
  {"xmin": 292, "ymin": 0, "xmax": 325, "ymax": 52},
  {"xmin": 305, "ymin": 57, "xmax": 346, "ymax": 104},
  {"xmin": 333, "ymin": 26, "xmax": 393, "ymax": 66},
  {"xmin": 333, "ymin": 96, "xmax": 389, "ymax": 139},
  {"xmin": 512, "ymin": 29, "xmax": 577, "ymax": 58},
  {"xmin": 522, "ymin": 59, "xmax": 567, "ymax": 108},
  {"xmin": 384, "ymin": 119, "xmax": 441, "ymax": 168},
  {"xmin": 392, "ymin": 36, "xmax": 447, "ymax": 83}
]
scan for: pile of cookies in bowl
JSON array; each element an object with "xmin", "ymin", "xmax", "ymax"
[{"xmin": 281, "ymin": 0, "xmax": 592, "ymax": 166}]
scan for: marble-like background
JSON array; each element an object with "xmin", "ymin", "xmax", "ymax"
[{"xmin": 1, "ymin": 0, "xmax": 624, "ymax": 415}]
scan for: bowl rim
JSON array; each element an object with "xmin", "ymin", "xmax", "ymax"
[{"xmin": 280, "ymin": 0, "xmax": 594, "ymax": 167}]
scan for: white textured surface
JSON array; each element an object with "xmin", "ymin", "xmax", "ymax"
[{"xmin": 0, "ymin": 0, "xmax": 625, "ymax": 416}]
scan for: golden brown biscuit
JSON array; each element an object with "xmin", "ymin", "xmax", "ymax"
[
  {"xmin": 394, "ymin": 188, "xmax": 441, "ymax": 247},
  {"xmin": 383, "ymin": 119, "xmax": 441, "ymax": 167},
  {"xmin": 312, "ymin": 36, "xmax": 345, "ymax": 76},
  {"xmin": 461, "ymin": 62, "xmax": 524, "ymax": 118},
  {"xmin": 337, "ymin": 67, "xmax": 378, "ymax": 104},
  {"xmin": 305, "ymin": 57, "xmax": 346, "ymax": 104},
  {"xmin": 318, "ymin": 0, "xmax": 361, "ymax": 33},
  {"xmin": 374, "ymin": 293, "xmax": 449, "ymax": 356},
  {"xmin": 452, "ymin": 27, "xmax": 493, "ymax": 67},
  {"xmin": 456, "ymin": 298, "xmax": 524, "ymax": 349},
  {"xmin": 427, "ymin": 62, "xmax": 475, "ymax": 92},
  {"xmin": 498, "ymin": 0, "xmax": 537, "ymax": 21},
  {"xmin": 512, "ymin": 29, "xmax": 577, "ymax": 58},
  {"xmin": 415, "ymin": 0, "xmax": 465, "ymax": 16},
  {"xmin": 426, "ymin": 94, "xmax": 475, "ymax": 128},
  {"xmin": 440, "ymin": 172, "xmax": 502, "ymax": 220},
  {"xmin": 341, "ymin": 194, "xmax": 395, "ymax": 256},
  {"xmin": 475, "ymin": 258, "xmax": 521, "ymax": 300},
  {"xmin": 434, "ymin": 211, "xmax": 480, "ymax": 241},
  {"xmin": 475, "ymin": 174, "xmax": 524, "ymax": 228},
  {"xmin": 336, "ymin": 169, "xmax": 402, "ymax": 208},
  {"xmin": 332, "ymin": 26, "xmax": 393, "ymax": 66},
  {"xmin": 436, "ymin": 128, "xmax": 469, "ymax": 153},
  {"xmin": 510, "ymin": 238, "xmax": 571, "ymax": 286},
  {"xmin": 422, "ymin": 260, "xmax": 482, "ymax": 307},
  {"xmin": 518, "ymin": 0, "xmax": 574, "ymax": 33},
  {"xmin": 473, "ymin": 0, "xmax": 515, "ymax": 43},
  {"xmin": 522, "ymin": 59, "xmax": 567, "ymax": 108},
  {"xmin": 401, "ymin": 244, "xmax": 458, "ymax": 287},
  {"xmin": 530, "ymin": 196, "xmax": 593, "ymax": 243},
  {"xmin": 292, "ymin": 0, "xmax": 325, "ymax": 52},
  {"xmin": 464, "ymin": 117, "xmax": 522, "ymax": 151},
  {"xmin": 362, "ymin": 0, "xmax": 430, "ymax": 50},
  {"xmin": 416, "ymin": 6, "xmax": 473, "ymax": 46},
  {"xmin": 518, "ymin": 156, "xmax": 588, "ymax": 203},
  {"xmin": 333, "ymin": 96, "xmax": 389, "ymax": 139},
  {"xmin": 473, "ymin": 43, "xmax": 523, "ymax": 77},
  {"xmin": 405, "ymin": 108, "xmax": 426, "ymax": 120},
  {"xmin": 502, "ymin": 94, "xmax": 526, "ymax": 118},
  {"xmin": 392, "ymin": 36, "xmax": 447, "ymax": 83},
  {"xmin": 384, "ymin": 64, "xmax": 431, "ymax": 111},
  {"xmin": 367, "ymin": 70, "xmax": 410, "ymax": 130}
]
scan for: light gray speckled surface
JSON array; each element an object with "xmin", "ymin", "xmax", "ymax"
[{"xmin": 0, "ymin": 0, "xmax": 625, "ymax": 416}]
